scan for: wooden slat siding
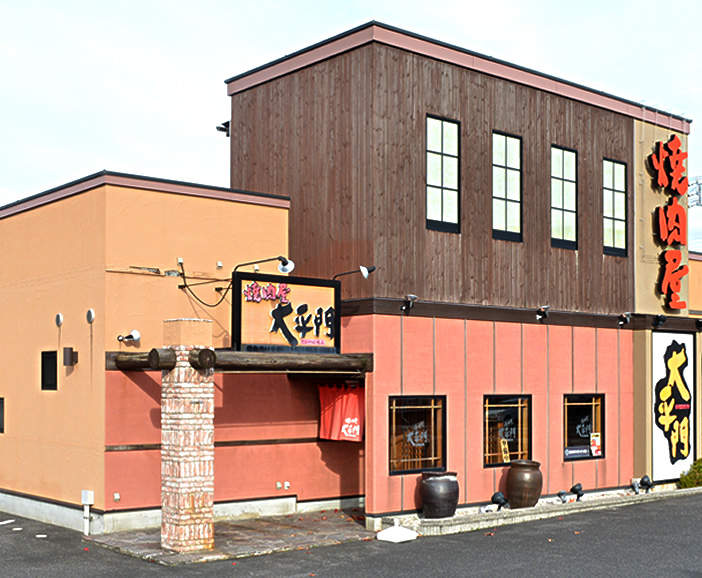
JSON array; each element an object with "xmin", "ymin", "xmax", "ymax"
[{"xmin": 230, "ymin": 43, "xmax": 634, "ymax": 315}]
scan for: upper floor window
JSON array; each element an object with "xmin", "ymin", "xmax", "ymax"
[
  {"xmin": 492, "ymin": 132, "xmax": 522, "ymax": 241},
  {"xmin": 426, "ymin": 116, "xmax": 459, "ymax": 233},
  {"xmin": 603, "ymin": 159, "xmax": 627, "ymax": 256},
  {"xmin": 551, "ymin": 146, "xmax": 577, "ymax": 249}
]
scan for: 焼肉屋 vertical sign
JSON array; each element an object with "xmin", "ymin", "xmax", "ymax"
[
  {"xmin": 649, "ymin": 134, "xmax": 689, "ymax": 310},
  {"xmin": 651, "ymin": 332, "xmax": 695, "ymax": 482},
  {"xmin": 232, "ymin": 272, "xmax": 340, "ymax": 353}
]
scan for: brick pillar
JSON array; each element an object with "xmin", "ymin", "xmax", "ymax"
[{"xmin": 160, "ymin": 318, "xmax": 215, "ymax": 552}]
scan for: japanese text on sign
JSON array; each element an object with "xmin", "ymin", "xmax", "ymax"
[
  {"xmin": 242, "ymin": 280, "xmax": 335, "ymax": 349},
  {"xmin": 654, "ymin": 340, "xmax": 691, "ymax": 464},
  {"xmin": 649, "ymin": 135, "xmax": 689, "ymax": 310}
]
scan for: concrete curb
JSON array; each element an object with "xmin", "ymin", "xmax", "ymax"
[{"xmin": 382, "ymin": 486, "xmax": 702, "ymax": 537}]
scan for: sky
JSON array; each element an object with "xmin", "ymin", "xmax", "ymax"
[{"xmin": 1, "ymin": 0, "xmax": 701, "ymax": 213}]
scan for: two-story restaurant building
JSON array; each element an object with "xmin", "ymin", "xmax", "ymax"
[{"xmin": 0, "ymin": 22, "xmax": 698, "ymax": 533}]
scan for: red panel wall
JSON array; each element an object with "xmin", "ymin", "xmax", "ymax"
[{"xmin": 357, "ymin": 315, "xmax": 636, "ymax": 519}]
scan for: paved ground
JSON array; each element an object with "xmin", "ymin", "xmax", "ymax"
[{"xmin": 84, "ymin": 507, "xmax": 374, "ymax": 565}]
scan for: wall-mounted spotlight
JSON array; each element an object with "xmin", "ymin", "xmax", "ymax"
[
  {"xmin": 696, "ymin": 319, "xmax": 702, "ymax": 331},
  {"xmin": 652, "ymin": 314, "xmax": 667, "ymax": 329},
  {"xmin": 401, "ymin": 294, "xmax": 418, "ymax": 314},
  {"xmin": 117, "ymin": 330, "xmax": 141, "ymax": 343},
  {"xmin": 536, "ymin": 305, "xmax": 549, "ymax": 321},
  {"xmin": 55, "ymin": 313, "xmax": 64, "ymax": 327},
  {"xmin": 332, "ymin": 265, "xmax": 377, "ymax": 280},
  {"xmin": 618, "ymin": 312, "xmax": 632, "ymax": 326},
  {"xmin": 86, "ymin": 309, "xmax": 96, "ymax": 324},
  {"xmin": 216, "ymin": 120, "xmax": 230, "ymax": 137},
  {"xmin": 232, "ymin": 256, "xmax": 295, "ymax": 274}
]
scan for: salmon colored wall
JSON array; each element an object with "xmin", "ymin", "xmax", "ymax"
[
  {"xmin": 689, "ymin": 255, "xmax": 702, "ymax": 314},
  {"xmin": 343, "ymin": 314, "xmax": 636, "ymax": 519},
  {"xmin": 104, "ymin": 370, "xmax": 364, "ymax": 511},
  {"xmin": 1, "ymin": 180, "xmax": 289, "ymax": 511},
  {"xmin": 0, "ymin": 190, "xmax": 107, "ymax": 507}
]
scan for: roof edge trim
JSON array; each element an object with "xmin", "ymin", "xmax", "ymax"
[{"xmin": 0, "ymin": 170, "xmax": 290, "ymax": 221}]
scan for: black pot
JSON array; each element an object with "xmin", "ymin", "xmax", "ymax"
[
  {"xmin": 506, "ymin": 460, "xmax": 543, "ymax": 509},
  {"xmin": 420, "ymin": 471, "xmax": 459, "ymax": 518}
]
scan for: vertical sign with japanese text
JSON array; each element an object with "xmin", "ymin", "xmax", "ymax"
[
  {"xmin": 648, "ymin": 134, "xmax": 689, "ymax": 310},
  {"xmin": 232, "ymin": 272, "xmax": 340, "ymax": 353},
  {"xmin": 652, "ymin": 332, "xmax": 695, "ymax": 482}
]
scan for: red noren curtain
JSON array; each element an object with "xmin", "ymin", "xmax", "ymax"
[{"xmin": 318, "ymin": 384, "xmax": 365, "ymax": 442}]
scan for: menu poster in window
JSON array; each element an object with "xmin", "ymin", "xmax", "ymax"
[
  {"xmin": 590, "ymin": 433, "xmax": 602, "ymax": 457},
  {"xmin": 232, "ymin": 272, "xmax": 340, "ymax": 353},
  {"xmin": 651, "ymin": 332, "xmax": 695, "ymax": 482}
]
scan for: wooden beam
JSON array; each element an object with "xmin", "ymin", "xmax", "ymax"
[{"xmin": 212, "ymin": 350, "xmax": 373, "ymax": 373}]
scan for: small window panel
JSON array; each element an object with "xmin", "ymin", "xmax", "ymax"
[
  {"xmin": 41, "ymin": 351, "xmax": 58, "ymax": 391},
  {"xmin": 492, "ymin": 132, "xmax": 522, "ymax": 241},
  {"xmin": 389, "ymin": 396, "xmax": 446, "ymax": 474},
  {"xmin": 603, "ymin": 159, "xmax": 627, "ymax": 256},
  {"xmin": 426, "ymin": 116, "xmax": 460, "ymax": 233},
  {"xmin": 0, "ymin": 398, "xmax": 4, "ymax": 433},
  {"xmin": 484, "ymin": 395, "xmax": 531, "ymax": 466},
  {"xmin": 551, "ymin": 146, "xmax": 577, "ymax": 249},
  {"xmin": 564, "ymin": 394, "xmax": 604, "ymax": 460}
]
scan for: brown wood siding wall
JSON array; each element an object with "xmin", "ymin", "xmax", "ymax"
[{"xmin": 230, "ymin": 43, "xmax": 635, "ymax": 315}]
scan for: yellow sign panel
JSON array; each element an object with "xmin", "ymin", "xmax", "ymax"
[{"xmin": 232, "ymin": 273, "xmax": 340, "ymax": 353}]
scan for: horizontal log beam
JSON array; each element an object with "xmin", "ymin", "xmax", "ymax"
[
  {"xmin": 108, "ymin": 350, "xmax": 373, "ymax": 374},
  {"xmin": 212, "ymin": 350, "xmax": 373, "ymax": 373}
]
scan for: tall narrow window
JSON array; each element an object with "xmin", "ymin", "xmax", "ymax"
[
  {"xmin": 492, "ymin": 132, "xmax": 522, "ymax": 241},
  {"xmin": 0, "ymin": 398, "xmax": 4, "ymax": 433},
  {"xmin": 564, "ymin": 394, "xmax": 604, "ymax": 460},
  {"xmin": 603, "ymin": 159, "xmax": 627, "ymax": 256},
  {"xmin": 41, "ymin": 351, "xmax": 57, "ymax": 391},
  {"xmin": 484, "ymin": 395, "xmax": 531, "ymax": 466},
  {"xmin": 551, "ymin": 146, "xmax": 577, "ymax": 249},
  {"xmin": 389, "ymin": 396, "xmax": 446, "ymax": 474},
  {"xmin": 426, "ymin": 116, "xmax": 459, "ymax": 233}
]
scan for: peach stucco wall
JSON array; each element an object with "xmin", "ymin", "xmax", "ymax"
[
  {"xmin": 342, "ymin": 314, "xmax": 635, "ymax": 519},
  {"xmin": 0, "ymin": 180, "xmax": 289, "ymax": 510}
]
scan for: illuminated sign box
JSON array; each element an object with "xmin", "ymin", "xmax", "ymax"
[{"xmin": 232, "ymin": 272, "xmax": 341, "ymax": 353}]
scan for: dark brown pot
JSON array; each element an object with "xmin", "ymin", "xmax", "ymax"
[
  {"xmin": 506, "ymin": 460, "xmax": 543, "ymax": 509},
  {"xmin": 420, "ymin": 472, "xmax": 459, "ymax": 518}
]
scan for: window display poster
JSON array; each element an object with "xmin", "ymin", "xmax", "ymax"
[{"xmin": 652, "ymin": 332, "xmax": 695, "ymax": 482}]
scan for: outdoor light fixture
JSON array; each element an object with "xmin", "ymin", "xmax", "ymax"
[
  {"xmin": 332, "ymin": 265, "xmax": 377, "ymax": 280},
  {"xmin": 401, "ymin": 294, "xmax": 418, "ymax": 314},
  {"xmin": 491, "ymin": 491, "xmax": 509, "ymax": 511},
  {"xmin": 233, "ymin": 256, "xmax": 295, "ymax": 274},
  {"xmin": 618, "ymin": 312, "xmax": 632, "ymax": 326},
  {"xmin": 536, "ymin": 305, "xmax": 549, "ymax": 321},
  {"xmin": 117, "ymin": 330, "xmax": 141, "ymax": 343},
  {"xmin": 216, "ymin": 120, "xmax": 230, "ymax": 137},
  {"xmin": 570, "ymin": 482, "xmax": 584, "ymax": 501},
  {"xmin": 557, "ymin": 490, "xmax": 569, "ymax": 504},
  {"xmin": 652, "ymin": 314, "xmax": 667, "ymax": 329},
  {"xmin": 696, "ymin": 319, "xmax": 702, "ymax": 331},
  {"xmin": 631, "ymin": 479, "xmax": 640, "ymax": 495},
  {"xmin": 639, "ymin": 475, "xmax": 654, "ymax": 493},
  {"xmin": 63, "ymin": 347, "xmax": 78, "ymax": 366}
]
